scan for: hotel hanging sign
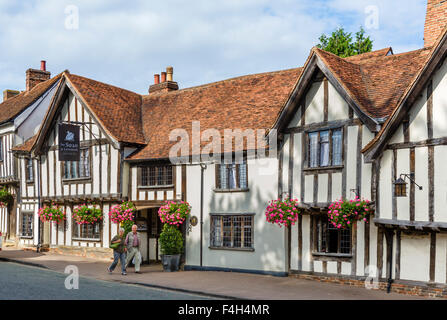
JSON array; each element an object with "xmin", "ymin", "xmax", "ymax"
[{"xmin": 58, "ymin": 123, "xmax": 80, "ymax": 161}]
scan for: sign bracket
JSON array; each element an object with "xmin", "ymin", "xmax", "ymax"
[{"xmin": 57, "ymin": 120, "xmax": 102, "ymax": 145}]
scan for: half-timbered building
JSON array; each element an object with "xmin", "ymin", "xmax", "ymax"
[
  {"xmin": 5, "ymin": 0, "xmax": 447, "ymax": 298},
  {"xmin": 0, "ymin": 62, "xmax": 61, "ymax": 245}
]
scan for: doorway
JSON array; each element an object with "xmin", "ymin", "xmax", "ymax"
[{"xmin": 135, "ymin": 208, "xmax": 161, "ymax": 264}]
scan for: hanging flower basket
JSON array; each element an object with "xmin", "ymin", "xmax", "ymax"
[
  {"xmin": 0, "ymin": 187, "xmax": 13, "ymax": 207},
  {"xmin": 265, "ymin": 197, "xmax": 301, "ymax": 228},
  {"xmin": 73, "ymin": 204, "xmax": 103, "ymax": 225},
  {"xmin": 109, "ymin": 201, "xmax": 136, "ymax": 234},
  {"xmin": 38, "ymin": 203, "xmax": 66, "ymax": 224},
  {"xmin": 328, "ymin": 197, "xmax": 371, "ymax": 229},
  {"xmin": 158, "ymin": 200, "xmax": 191, "ymax": 226}
]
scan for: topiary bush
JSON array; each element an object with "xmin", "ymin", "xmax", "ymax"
[{"xmin": 159, "ymin": 224, "xmax": 184, "ymax": 255}]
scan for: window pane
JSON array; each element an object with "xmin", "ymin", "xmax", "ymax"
[
  {"xmin": 320, "ymin": 131, "xmax": 329, "ymax": 167},
  {"xmin": 149, "ymin": 167, "xmax": 156, "ymax": 185},
  {"xmin": 211, "ymin": 216, "xmax": 222, "ymax": 247},
  {"xmin": 165, "ymin": 166, "xmax": 173, "ymax": 185},
  {"xmin": 219, "ymin": 164, "xmax": 227, "ymax": 189},
  {"xmin": 222, "ymin": 216, "xmax": 232, "ymax": 247},
  {"xmin": 82, "ymin": 149, "xmax": 90, "ymax": 178},
  {"xmin": 340, "ymin": 229, "xmax": 351, "ymax": 254},
  {"xmin": 243, "ymin": 216, "xmax": 253, "ymax": 248},
  {"xmin": 228, "ymin": 164, "xmax": 237, "ymax": 189},
  {"xmin": 332, "ymin": 129, "xmax": 342, "ymax": 166},
  {"xmin": 309, "ymin": 132, "xmax": 319, "ymax": 168},
  {"xmin": 239, "ymin": 162, "xmax": 247, "ymax": 189},
  {"xmin": 157, "ymin": 167, "xmax": 164, "ymax": 185},
  {"xmin": 141, "ymin": 167, "xmax": 148, "ymax": 186},
  {"xmin": 233, "ymin": 216, "xmax": 242, "ymax": 248}
]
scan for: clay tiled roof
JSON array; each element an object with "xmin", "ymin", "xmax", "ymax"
[
  {"xmin": 0, "ymin": 74, "xmax": 62, "ymax": 124},
  {"xmin": 344, "ymin": 47, "xmax": 393, "ymax": 63},
  {"xmin": 11, "ymin": 134, "xmax": 37, "ymax": 153},
  {"xmin": 65, "ymin": 73, "xmax": 146, "ymax": 145},
  {"xmin": 315, "ymin": 47, "xmax": 432, "ymax": 119},
  {"xmin": 128, "ymin": 68, "xmax": 302, "ymax": 160}
]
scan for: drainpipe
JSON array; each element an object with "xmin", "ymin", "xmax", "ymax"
[
  {"xmin": 385, "ymin": 228, "xmax": 394, "ymax": 293},
  {"xmin": 199, "ymin": 163, "xmax": 207, "ymax": 267},
  {"xmin": 36, "ymin": 155, "xmax": 42, "ymax": 253}
]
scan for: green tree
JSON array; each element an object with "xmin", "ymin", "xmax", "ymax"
[{"xmin": 317, "ymin": 27, "xmax": 373, "ymax": 58}]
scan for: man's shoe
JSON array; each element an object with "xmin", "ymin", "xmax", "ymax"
[
  {"xmin": 122, "ymin": 272, "xmax": 127, "ymax": 275},
  {"xmin": 107, "ymin": 267, "xmax": 112, "ymax": 273},
  {"xmin": 135, "ymin": 271, "xmax": 141, "ymax": 274}
]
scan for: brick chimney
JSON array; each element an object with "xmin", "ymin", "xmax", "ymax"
[
  {"xmin": 424, "ymin": 0, "xmax": 447, "ymax": 47},
  {"xmin": 149, "ymin": 66, "xmax": 179, "ymax": 94},
  {"xmin": 26, "ymin": 60, "xmax": 50, "ymax": 91},
  {"xmin": 2, "ymin": 89, "xmax": 20, "ymax": 102}
]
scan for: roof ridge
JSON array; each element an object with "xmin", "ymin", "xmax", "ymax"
[
  {"xmin": 66, "ymin": 73, "xmax": 141, "ymax": 98},
  {"xmin": 143, "ymin": 67, "xmax": 303, "ymax": 98}
]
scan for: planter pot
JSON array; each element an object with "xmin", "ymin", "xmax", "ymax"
[{"xmin": 161, "ymin": 254, "xmax": 181, "ymax": 272}]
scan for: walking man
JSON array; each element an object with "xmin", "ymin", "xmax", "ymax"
[
  {"xmin": 108, "ymin": 227, "xmax": 127, "ymax": 275},
  {"xmin": 125, "ymin": 224, "xmax": 142, "ymax": 273}
]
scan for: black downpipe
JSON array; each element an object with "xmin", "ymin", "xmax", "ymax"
[
  {"xmin": 36, "ymin": 156, "xmax": 42, "ymax": 253},
  {"xmin": 199, "ymin": 163, "xmax": 206, "ymax": 267},
  {"xmin": 386, "ymin": 229, "xmax": 394, "ymax": 293}
]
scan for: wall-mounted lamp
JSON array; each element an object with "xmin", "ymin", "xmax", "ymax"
[{"xmin": 394, "ymin": 173, "xmax": 423, "ymax": 197}]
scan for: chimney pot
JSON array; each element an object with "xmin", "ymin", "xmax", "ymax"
[
  {"xmin": 161, "ymin": 72, "xmax": 167, "ymax": 83},
  {"xmin": 26, "ymin": 61, "xmax": 51, "ymax": 91},
  {"xmin": 3, "ymin": 89, "xmax": 20, "ymax": 102},
  {"xmin": 154, "ymin": 74, "xmax": 160, "ymax": 84},
  {"xmin": 166, "ymin": 66, "xmax": 173, "ymax": 82}
]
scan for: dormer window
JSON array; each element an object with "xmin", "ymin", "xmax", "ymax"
[{"xmin": 308, "ymin": 128, "xmax": 343, "ymax": 168}]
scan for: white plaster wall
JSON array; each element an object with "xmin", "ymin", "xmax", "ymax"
[
  {"xmin": 435, "ymin": 233, "xmax": 447, "ymax": 284},
  {"xmin": 282, "ymin": 136, "xmax": 290, "ymax": 196},
  {"xmin": 379, "ymin": 150, "xmax": 393, "ymax": 219},
  {"xmin": 400, "ymin": 234, "xmax": 430, "ymax": 282},
  {"xmin": 317, "ymin": 174, "xmax": 328, "ymax": 203},
  {"xmin": 346, "ymin": 126, "xmax": 358, "ymax": 198},
  {"xmin": 415, "ymin": 147, "xmax": 429, "ymax": 221},
  {"xmin": 185, "ymin": 157, "xmax": 287, "ymax": 273},
  {"xmin": 434, "ymin": 146, "xmax": 447, "ymax": 223},
  {"xmin": 304, "ymin": 81, "xmax": 324, "ymax": 124},
  {"xmin": 361, "ymin": 128, "xmax": 374, "ymax": 201},
  {"xmin": 396, "ymin": 148, "xmax": 410, "ymax": 221},
  {"xmin": 389, "ymin": 123, "xmax": 404, "ymax": 144},
  {"xmin": 327, "ymin": 81, "xmax": 350, "ymax": 121},
  {"xmin": 356, "ymin": 221, "xmax": 365, "ymax": 276},
  {"xmin": 304, "ymin": 175, "xmax": 313, "ymax": 203},
  {"xmin": 409, "ymin": 93, "xmax": 428, "ymax": 142},
  {"xmin": 301, "ymin": 215, "xmax": 311, "ymax": 271},
  {"xmin": 331, "ymin": 172, "xmax": 342, "ymax": 201},
  {"xmin": 292, "ymin": 133, "xmax": 302, "ymax": 200}
]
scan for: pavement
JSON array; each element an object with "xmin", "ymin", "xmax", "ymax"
[
  {"xmin": 0, "ymin": 247, "xmax": 431, "ymax": 300},
  {"xmin": 0, "ymin": 261, "xmax": 211, "ymax": 300}
]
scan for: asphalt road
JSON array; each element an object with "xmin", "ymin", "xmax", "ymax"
[{"xmin": 0, "ymin": 261, "xmax": 211, "ymax": 300}]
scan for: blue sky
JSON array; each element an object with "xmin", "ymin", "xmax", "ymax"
[{"xmin": 0, "ymin": 0, "xmax": 427, "ymax": 95}]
